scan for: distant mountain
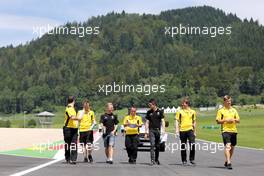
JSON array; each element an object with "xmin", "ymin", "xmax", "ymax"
[{"xmin": 0, "ymin": 6, "xmax": 263, "ymax": 113}]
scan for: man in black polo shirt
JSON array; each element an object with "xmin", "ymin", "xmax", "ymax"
[
  {"xmin": 100, "ymin": 103, "xmax": 119, "ymax": 164},
  {"xmin": 145, "ymin": 99, "xmax": 165, "ymax": 165}
]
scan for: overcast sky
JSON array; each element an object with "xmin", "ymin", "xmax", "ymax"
[{"xmin": 1, "ymin": 0, "xmax": 263, "ymax": 47}]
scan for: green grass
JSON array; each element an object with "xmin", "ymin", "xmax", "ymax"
[
  {"xmin": 51, "ymin": 106, "xmax": 66, "ymax": 128},
  {"xmin": 0, "ymin": 112, "xmax": 36, "ymax": 128},
  {"xmin": 0, "ymin": 140, "xmax": 64, "ymax": 159},
  {"xmin": 0, "ymin": 106, "xmax": 65, "ymax": 128}
]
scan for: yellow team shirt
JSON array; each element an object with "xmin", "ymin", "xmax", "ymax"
[
  {"xmin": 175, "ymin": 108, "xmax": 196, "ymax": 132},
  {"xmin": 78, "ymin": 110, "xmax": 96, "ymax": 132},
  {"xmin": 123, "ymin": 115, "xmax": 143, "ymax": 135},
  {"xmin": 216, "ymin": 107, "xmax": 240, "ymax": 133},
  {"xmin": 64, "ymin": 105, "xmax": 78, "ymax": 128}
]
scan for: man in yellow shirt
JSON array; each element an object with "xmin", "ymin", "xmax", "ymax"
[
  {"xmin": 175, "ymin": 97, "xmax": 196, "ymax": 166},
  {"xmin": 77, "ymin": 99, "xmax": 96, "ymax": 163},
  {"xmin": 63, "ymin": 96, "xmax": 79, "ymax": 165},
  {"xmin": 123, "ymin": 106, "xmax": 143, "ymax": 164},
  {"xmin": 216, "ymin": 95, "xmax": 240, "ymax": 170}
]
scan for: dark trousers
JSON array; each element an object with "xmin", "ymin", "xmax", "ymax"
[
  {"xmin": 180, "ymin": 130, "xmax": 195, "ymax": 162},
  {"xmin": 125, "ymin": 134, "xmax": 139, "ymax": 161},
  {"xmin": 149, "ymin": 129, "xmax": 160, "ymax": 161},
  {"xmin": 63, "ymin": 127, "xmax": 78, "ymax": 161}
]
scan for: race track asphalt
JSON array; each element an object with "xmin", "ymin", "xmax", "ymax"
[{"xmin": 2, "ymin": 134, "xmax": 264, "ymax": 176}]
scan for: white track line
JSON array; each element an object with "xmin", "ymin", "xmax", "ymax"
[
  {"xmin": 10, "ymin": 131, "xmax": 102, "ymax": 176},
  {"xmin": 167, "ymin": 132, "xmax": 264, "ymax": 151},
  {"xmin": 10, "ymin": 158, "xmax": 63, "ymax": 176}
]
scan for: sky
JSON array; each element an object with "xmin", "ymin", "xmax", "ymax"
[{"xmin": 0, "ymin": 0, "xmax": 264, "ymax": 47}]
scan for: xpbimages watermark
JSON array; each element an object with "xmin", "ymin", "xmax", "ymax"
[
  {"xmin": 166, "ymin": 142, "xmax": 225, "ymax": 154},
  {"xmin": 98, "ymin": 82, "xmax": 166, "ymax": 95},
  {"xmin": 31, "ymin": 141, "xmax": 224, "ymax": 154},
  {"xmin": 33, "ymin": 24, "xmax": 100, "ymax": 37},
  {"xmin": 31, "ymin": 142, "xmax": 100, "ymax": 153},
  {"xmin": 165, "ymin": 24, "xmax": 232, "ymax": 38}
]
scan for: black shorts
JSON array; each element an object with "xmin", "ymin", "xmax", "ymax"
[
  {"xmin": 79, "ymin": 131, "xmax": 94, "ymax": 145},
  {"xmin": 222, "ymin": 132, "xmax": 237, "ymax": 146}
]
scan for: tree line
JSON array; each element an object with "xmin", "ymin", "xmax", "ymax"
[{"xmin": 0, "ymin": 6, "xmax": 264, "ymax": 113}]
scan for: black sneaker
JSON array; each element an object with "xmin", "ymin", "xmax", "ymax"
[
  {"xmin": 224, "ymin": 162, "xmax": 228, "ymax": 167},
  {"xmin": 150, "ymin": 160, "xmax": 155, "ymax": 166},
  {"xmin": 108, "ymin": 160, "xmax": 113, "ymax": 164},
  {"xmin": 66, "ymin": 159, "xmax": 70, "ymax": 164},
  {"xmin": 132, "ymin": 160, "xmax": 136, "ymax": 164},
  {"xmin": 70, "ymin": 161, "xmax": 76, "ymax": 165},
  {"xmin": 227, "ymin": 163, "xmax": 232, "ymax": 170},
  {"xmin": 182, "ymin": 161, "xmax": 187, "ymax": 166},
  {"xmin": 155, "ymin": 160, "xmax": 160, "ymax": 165},
  {"xmin": 190, "ymin": 161, "xmax": 196, "ymax": 166},
  {"xmin": 84, "ymin": 158, "xmax": 88, "ymax": 163},
  {"xmin": 88, "ymin": 155, "xmax": 93, "ymax": 163},
  {"xmin": 128, "ymin": 158, "xmax": 133, "ymax": 164}
]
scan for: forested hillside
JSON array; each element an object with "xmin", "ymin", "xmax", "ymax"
[{"xmin": 0, "ymin": 6, "xmax": 264, "ymax": 113}]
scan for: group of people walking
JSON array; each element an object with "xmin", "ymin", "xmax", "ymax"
[{"xmin": 62, "ymin": 95, "xmax": 240, "ymax": 170}]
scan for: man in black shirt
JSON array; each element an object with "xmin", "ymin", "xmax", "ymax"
[
  {"xmin": 145, "ymin": 99, "xmax": 165, "ymax": 165},
  {"xmin": 100, "ymin": 103, "xmax": 119, "ymax": 164}
]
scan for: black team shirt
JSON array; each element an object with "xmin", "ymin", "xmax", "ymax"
[
  {"xmin": 146, "ymin": 108, "xmax": 164, "ymax": 130},
  {"xmin": 100, "ymin": 113, "xmax": 119, "ymax": 134}
]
